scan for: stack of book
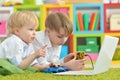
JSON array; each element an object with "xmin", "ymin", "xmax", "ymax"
[{"xmin": 76, "ymin": 12, "xmax": 100, "ymax": 31}]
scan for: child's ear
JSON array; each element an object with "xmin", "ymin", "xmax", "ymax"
[
  {"xmin": 13, "ymin": 28, "xmax": 20, "ymax": 35},
  {"xmin": 45, "ymin": 27, "xmax": 51, "ymax": 34}
]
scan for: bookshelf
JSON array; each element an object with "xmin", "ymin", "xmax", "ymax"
[
  {"xmin": 104, "ymin": 33, "xmax": 120, "ymax": 62},
  {"xmin": 104, "ymin": 3, "xmax": 120, "ymax": 62},
  {"xmin": 73, "ymin": 4, "xmax": 104, "ymax": 34},
  {"xmin": 0, "ymin": 3, "xmax": 119, "ymax": 63},
  {"xmin": 104, "ymin": 3, "xmax": 120, "ymax": 33},
  {"xmin": 0, "ymin": 7, "xmax": 13, "ymax": 37},
  {"xmin": 0, "ymin": 7, "xmax": 13, "ymax": 42},
  {"xmin": 14, "ymin": 5, "xmax": 43, "ymax": 31},
  {"xmin": 72, "ymin": 4, "xmax": 104, "ymax": 61},
  {"xmin": 73, "ymin": 34, "xmax": 104, "ymax": 61},
  {"xmin": 42, "ymin": 4, "xmax": 73, "ymax": 30}
]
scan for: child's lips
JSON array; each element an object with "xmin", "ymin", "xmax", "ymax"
[{"xmin": 31, "ymin": 37, "xmax": 35, "ymax": 41}]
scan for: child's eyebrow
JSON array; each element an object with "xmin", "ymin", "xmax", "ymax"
[
  {"xmin": 59, "ymin": 34, "xmax": 68, "ymax": 37},
  {"xmin": 58, "ymin": 33, "xmax": 64, "ymax": 36}
]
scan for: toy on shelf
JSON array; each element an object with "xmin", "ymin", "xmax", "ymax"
[{"xmin": 43, "ymin": 66, "xmax": 68, "ymax": 73}]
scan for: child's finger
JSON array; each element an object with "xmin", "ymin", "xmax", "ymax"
[{"xmin": 41, "ymin": 45, "xmax": 47, "ymax": 49}]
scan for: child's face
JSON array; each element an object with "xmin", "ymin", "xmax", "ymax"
[
  {"xmin": 46, "ymin": 27, "xmax": 69, "ymax": 47},
  {"xmin": 14, "ymin": 23, "xmax": 37, "ymax": 44}
]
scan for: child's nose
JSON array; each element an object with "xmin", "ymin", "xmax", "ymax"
[
  {"xmin": 61, "ymin": 38, "xmax": 66, "ymax": 43},
  {"xmin": 33, "ymin": 31, "xmax": 36, "ymax": 35}
]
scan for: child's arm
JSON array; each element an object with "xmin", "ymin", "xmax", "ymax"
[
  {"xmin": 18, "ymin": 45, "xmax": 47, "ymax": 69},
  {"xmin": 60, "ymin": 59, "xmax": 86, "ymax": 71},
  {"xmin": 32, "ymin": 63, "xmax": 50, "ymax": 71},
  {"xmin": 60, "ymin": 53, "xmax": 86, "ymax": 70},
  {"xmin": 32, "ymin": 62, "xmax": 58, "ymax": 71}
]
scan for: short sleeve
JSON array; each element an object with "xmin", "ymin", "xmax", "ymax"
[
  {"xmin": 10, "ymin": 54, "xmax": 22, "ymax": 66},
  {"xmin": 7, "ymin": 42, "xmax": 23, "ymax": 66}
]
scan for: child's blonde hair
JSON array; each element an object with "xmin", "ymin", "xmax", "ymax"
[
  {"xmin": 45, "ymin": 12, "xmax": 73, "ymax": 36},
  {"xmin": 7, "ymin": 11, "xmax": 39, "ymax": 36}
]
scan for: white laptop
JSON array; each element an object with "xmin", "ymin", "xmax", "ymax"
[{"xmin": 55, "ymin": 35, "xmax": 119, "ymax": 76}]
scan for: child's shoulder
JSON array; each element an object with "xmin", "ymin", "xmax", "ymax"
[
  {"xmin": 1, "ymin": 35, "xmax": 22, "ymax": 45},
  {"xmin": 36, "ymin": 30, "xmax": 44, "ymax": 35},
  {"xmin": 36, "ymin": 30, "xmax": 45, "ymax": 40}
]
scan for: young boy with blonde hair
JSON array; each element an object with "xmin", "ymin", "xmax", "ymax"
[
  {"xmin": 0, "ymin": 11, "xmax": 51, "ymax": 71},
  {"xmin": 32, "ymin": 12, "xmax": 85, "ymax": 71}
]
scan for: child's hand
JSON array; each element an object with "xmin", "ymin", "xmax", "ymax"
[
  {"xmin": 35, "ymin": 45, "xmax": 47, "ymax": 58},
  {"xmin": 43, "ymin": 64, "xmax": 51, "ymax": 69},
  {"xmin": 49, "ymin": 62, "xmax": 58, "ymax": 67},
  {"xmin": 64, "ymin": 53, "xmax": 76, "ymax": 63},
  {"xmin": 43, "ymin": 62, "xmax": 58, "ymax": 70},
  {"xmin": 63, "ymin": 59, "xmax": 86, "ymax": 71}
]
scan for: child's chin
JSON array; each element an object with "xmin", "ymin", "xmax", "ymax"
[
  {"xmin": 29, "ymin": 41, "xmax": 33, "ymax": 43},
  {"xmin": 59, "ymin": 43, "xmax": 64, "ymax": 45}
]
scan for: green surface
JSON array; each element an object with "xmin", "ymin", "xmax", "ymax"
[{"xmin": 0, "ymin": 68, "xmax": 120, "ymax": 80}]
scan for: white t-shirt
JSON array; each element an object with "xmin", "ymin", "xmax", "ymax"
[
  {"xmin": 0, "ymin": 34, "xmax": 37, "ymax": 66},
  {"xmin": 32, "ymin": 31, "xmax": 64, "ymax": 66}
]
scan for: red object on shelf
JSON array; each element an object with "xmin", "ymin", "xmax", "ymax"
[
  {"xmin": 69, "ymin": 34, "xmax": 73, "ymax": 53},
  {"xmin": 77, "ymin": 12, "xmax": 84, "ymax": 31},
  {"xmin": 89, "ymin": 13, "xmax": 96, "ymax": 30},
  {"xmin": 104, "ymin": 3, "xmax": 120, "ymax": 33}
]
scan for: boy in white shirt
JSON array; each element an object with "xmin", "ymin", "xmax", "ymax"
[
  {"xmin": 0, "ymin": 11, "xmax": 51, "ymax": 71},
  {"xmin": 32, "ymin": 12, "xmax": 85, "ymax": 71}
]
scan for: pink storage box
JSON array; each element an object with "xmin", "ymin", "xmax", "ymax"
[{"xmin": 0, "ymin": 20, "xmax": 6, "ymax": 35}]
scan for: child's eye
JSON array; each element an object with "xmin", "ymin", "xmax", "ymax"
[
  {"xmin": 57, "ymin": 36, "xmax": 63, "ymax": 38},
  {"xmin": 29, "ymin": 28, "xmax": 34, "ymax": 31}
]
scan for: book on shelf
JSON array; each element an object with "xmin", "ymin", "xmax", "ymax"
[
  {"xmin": 83, "ymin": 13, "xmax": 89, "ymax": 31},
  {"xmin": 93, "ymin": 13, "xmax": 100, "ymax": 31},
  {"xmin": 89, "ymin": 13, "xmax": 96, "ymax": 30},
  {"xmin": 76, "ymin": 12, "xmax": 100, "ymax": 31},
  {"xmin": 76, "ymin": 13, "xmax": 80, "ymax": 31},
  {"xmin": 77, "ymin": 12, "xmax": 84, "ymax": 31},
  {"xmin": 50, "ymin": 8, "xmax": 59, "ymax": 13},
  {"xmin": 59, "ymin": 8, "xmax": 69, "ymax": 15},
  {"xmin": 89, "ymin": 13, "xmax": 100, "ymax": 31},
  {"xmin": 50, "ymin": 8, "xmax": 68, "ymax": 15},
  {"xmin": 96, "ymin": 16, "xmax": 100, "ymax": 30},
  {"xmin": 110, "ymin": 14, "xmax": 120, "ymax": 30}
]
